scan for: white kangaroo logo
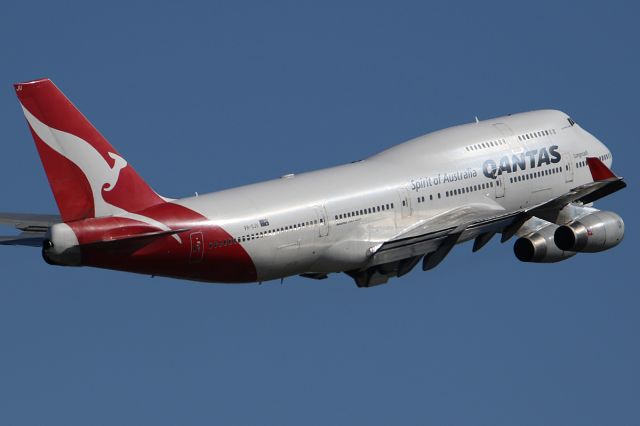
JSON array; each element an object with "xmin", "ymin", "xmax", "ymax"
[
  {"xmin": 22, "ymin": 105, "xmax": 181, "ymax": 242},
  {"xmin": 103, "ymin": 152, "xmax": 127, "ymax": 192}
]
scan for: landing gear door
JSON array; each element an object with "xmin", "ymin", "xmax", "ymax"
[{"xmin": 314, "ymin": 205, "xmax": 329, "ymax": 237}]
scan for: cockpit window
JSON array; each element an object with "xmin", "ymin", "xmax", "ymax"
[{"xmin": 568, "ymin": 117, "xmax": 576, "ymax": 126}]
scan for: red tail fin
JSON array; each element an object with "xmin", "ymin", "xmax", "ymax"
[{"xmin": 15, "ymin": 78, "xmax": 165, "ymax": 222}]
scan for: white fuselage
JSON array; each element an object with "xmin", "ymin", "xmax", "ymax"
[{"xmin": 175, "ymin": 110, "xmax": 611, "ymax": 281}]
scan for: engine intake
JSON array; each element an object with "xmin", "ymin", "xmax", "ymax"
[
  {"xmin": 554, "ymin": 211, "xmax": 624, "ymax": 253},
  {"xmin": 514, "ymin": 222, "xmax": 575, "ymax": 263}
]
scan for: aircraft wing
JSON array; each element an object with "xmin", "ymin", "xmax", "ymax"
[
  {"xmin": 357, "ymin": 157, "xmax": 625, "ymax": 286},
  {"xmin": 369, "ymin": 205, "xmax": 518, "ymax": 269},
  {"xmin": 0, "ymin": 212, "xmax": 60, "ymax": 247}
]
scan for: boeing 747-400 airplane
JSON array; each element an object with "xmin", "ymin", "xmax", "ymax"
[{"xmin": 0, "ymin": 79, "xmax": 626, "ymax": 287}]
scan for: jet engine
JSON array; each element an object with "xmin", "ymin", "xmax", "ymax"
[
  {"xmin": 514, "ymin": 222, "xmax": 576, "ymax": 263},
  {"xmin": 554, "ymin": 211, "xmax": 624, "ymax": 253}
]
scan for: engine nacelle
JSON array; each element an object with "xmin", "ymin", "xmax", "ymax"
[
  {"xmin": 514, "ymin": 222, "xmax": 576, "ymax": 263},
  {"xmin": 554, "ymin": 211, "xmax": 624, "ymax": 253}
]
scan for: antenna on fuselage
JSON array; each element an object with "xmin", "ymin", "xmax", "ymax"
[{"xmin": 475, "ymin": 116, "xmax": 480, "ymax": 123}]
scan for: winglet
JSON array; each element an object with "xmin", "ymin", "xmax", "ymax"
[{"xmin": 586, "ymin": 157, "xmax": 616, "ymax": 181}]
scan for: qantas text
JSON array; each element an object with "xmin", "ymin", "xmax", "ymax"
[{"xmin": 482, "ymin": 145, "xmax": 561, "ymax": 179}]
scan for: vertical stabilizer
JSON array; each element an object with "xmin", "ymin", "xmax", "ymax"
[{"xmin": 15, "ymin": 78, "xmax": 165, "ymax": 222}]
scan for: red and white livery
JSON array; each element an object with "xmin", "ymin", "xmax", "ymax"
[{"xmin": 1, "ymin": 79, "xmax": 626, "ymax": 287}]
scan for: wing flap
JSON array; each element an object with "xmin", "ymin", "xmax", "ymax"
[{"xmin": 370, "ymin": 203, "xmax": 519, "ymax": 265}]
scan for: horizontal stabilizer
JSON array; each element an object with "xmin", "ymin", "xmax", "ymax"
[
  {"xmin": 0, "ymin": 212, "xmax": 60, "ymax": 231},
  {"xmin": 0, "ymin": 232, "xmax": 47, "ymax": 247}
]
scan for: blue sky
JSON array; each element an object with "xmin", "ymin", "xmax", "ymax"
[{"xmin": 0, "ymin": 1, "xmax": 638, "ymax": 424}]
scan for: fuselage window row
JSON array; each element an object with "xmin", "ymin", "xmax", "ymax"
[
  {"xmin": 508, "ymin": 165, "xmax": 563, "ymax": 184},
  {"xmin": 517, "ymin": 129, "xmax": 556, "ymax": 142},
  {"xmin": 464, "ymin": 128, "xmax": 557, "ymax": 153},
  {"xmin": 212, "ymin": 218, "xmax": 327, "ymax": 249},
  {"xmin": 335, "ymin": 203, "xmax": 395, "ymax": 221},
  {"xmin": 444, "ymin": 181, "xmax": 494, "ymax": 198},
  {"xmin": 465, "ymin": 138, "xmax": 507, "ymax": 152}
]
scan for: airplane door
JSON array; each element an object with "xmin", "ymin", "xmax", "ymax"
[
  {"xmin": 495, "ymin": 174, "xmax": 506, "ymax": 198},
  {"xmin": 189, "ymin": 231, "xmax": 204, "ymax": 263},
  {"xmin": 398, "ymin": 189, "xmax": 412, "ymax": 217},
  {"xmin": 314, "ymin": 205, "xmax": 329, "ymax": 237},
  {"xmin": 563, "ymin": 152, "xmax": 574, "ymax": 183}
]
